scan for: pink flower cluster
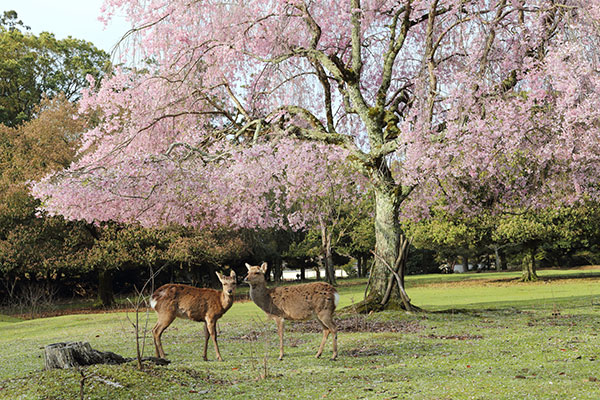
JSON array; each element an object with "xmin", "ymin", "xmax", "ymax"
[{"xmin": 33, "ymin": 0, "xmax": 600, "ymax": 228}]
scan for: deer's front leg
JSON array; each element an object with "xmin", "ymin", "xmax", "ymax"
[
  {"xmin": 274, "ymin": 316, "xmax": 285, "ymax": 360},
  {"xmin": 207, "ymin": 318, "xmax": 223, "ymax": 361}
]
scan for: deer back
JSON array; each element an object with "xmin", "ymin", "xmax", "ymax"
[
  {"xmin": 267, "ymin": 282, "xmax": 339, "ymax": 320},
  {"xmin": 151, "ymin": 284, "xmax": 227, "ymax": 322}
]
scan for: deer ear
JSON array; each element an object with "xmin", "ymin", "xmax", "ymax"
[
  {"xmin": 230, "ymin": 270, "xmax": 236, "ymax": 278},
  {"xmin": 260, "ymin": 262, "xmax": 268, "ymax": 274},
  {"xmin": 245, "ymin": 263, "xmax": 252, "ymax": 271},
  {"xmin": 216, "ymin": 271, "xmax": 223, "ymax": 281}
]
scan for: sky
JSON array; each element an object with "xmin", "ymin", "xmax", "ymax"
[{"xmin": 1, "ymin": 0, "xmax": 131, "ymax": 52}]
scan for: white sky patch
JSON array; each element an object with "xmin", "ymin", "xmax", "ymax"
[{"xmin": 1, "ymin": 0, "xmax": 131, "ymax": 52}]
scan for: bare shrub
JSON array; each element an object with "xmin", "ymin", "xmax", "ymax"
[{"xmin": 9, "ymin": 281, "xmax": 59, "ymax": 318}]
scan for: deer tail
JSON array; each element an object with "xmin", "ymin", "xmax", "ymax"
[{"xmin": 150, "ymin": 287, "xmax": 166, "ymax": 309}]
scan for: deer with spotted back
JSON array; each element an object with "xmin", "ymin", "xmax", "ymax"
[
  {"xmin": 150, "ymin": 270, "xmax": 236, "ymax": 361},
  {"xmin": 244, "ymin": 262, "xmax": 339, "ymax": 360}
]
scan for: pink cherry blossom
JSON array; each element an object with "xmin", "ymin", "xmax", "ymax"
[{"xmin": 32, "ymin": 0, "xmax": 600, "ymax": 236}]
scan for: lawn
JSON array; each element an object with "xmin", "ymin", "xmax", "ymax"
[{"xmin": 1, "ymin": 269, "xmax": 600, "ymax": 399}]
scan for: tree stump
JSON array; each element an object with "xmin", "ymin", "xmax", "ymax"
[{"xmin": 44, "ymin": 342, "xmax": 128, "ymax": 370}]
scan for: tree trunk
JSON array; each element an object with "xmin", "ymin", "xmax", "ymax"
[
  {"xmin": 97, "ymin": 269, "xmax": 114, "ymax": 307},
  {"xmin": 272, "ymin": 258, "xmax": 283, "ymax": 282},
  {"xmin": 1, "ymin": 275, "xmax": 19, "ymax": 299},
  {"xmin": 352, "ymin": 183, "xmax": 416, "ymax": 312},
  {"xmin": 499, "ymin": 249, "xmax": 507, "ymax": 271},
  {"xmin": 370, "ymin": 185, "xmax": 400, "ymax": 298},
  {"xmin": 320, "ymin": 222, "xmax": 337, "ymax": 286},
  {"xmin": 300, "ymin": 264, "xmax": 306, "ymax": 281},
  {"xmin": 379, "ymin": 234, "xmax": 412, "ymax": 309},
  {"xmin": 521, "ymin": 245, "xmax": 538, "ymax": 282},
  {"xmin": 358, "ymin": 255, "xmax": 370, "ymax": 277},
  {"xmin": 494, "ymin": 247, "xmax": 501, "ymax": 270},
  {"xmin": 493, "ymin": 246, "xmax": 508, "ymax": 271},
  {"xmin": 44, "ymin": 342, "xmax": 168, "ymax": 369},
  {"xmin": 44, "ymin": 342, "xmax": 127, "ymax": 369},
  {"xmin": 356, "ymin": 256, "xmax": 363, "ymax": 277},
  {"xmin": 463, "ymin": 255, "xmax": 469, "ymax": 272},
  {"xmin": 314, "ymin": 265, "xmax": 321, "ymax": 280}
]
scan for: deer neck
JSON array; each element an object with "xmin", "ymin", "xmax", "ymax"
[
  {"xmin": 220, "ymin": 291, "xmax": 234, "ymax": 311},
  {"xmin": 249, "ymin": 282, "xmax": 271, "ymax": 310}
]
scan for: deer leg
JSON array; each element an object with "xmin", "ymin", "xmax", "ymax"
[
  {"xmin": 275, "ymin": 317, "xmax": 285, "ymax": 360},
  {"xmin": 152, "ymin": 322, "xmax": 163, "ymax": 358},
  {"xmin": 315, "ymin": 321, "xmax": 330, "ymax": 359},
  {"xmin": 206, "ymin": 318, "xmax": 223, "ymax": 361},
  {"xmin": 152, "ymin": 312, "xmax": 175, "ymax": 359},
  {"xmin": 317, "ymin": 311, "xmax": 337, "ymax": 360},
  {"xmin": 202, "ymin": 322, "xmax": 210, "ymax": 361}
]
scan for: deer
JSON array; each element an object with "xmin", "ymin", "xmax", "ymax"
[
  {"xmin": 149, "ymin": 270, "xmax": 236, "ymax": 361},
  {"xmin": 244, "ymin": 262, "xmax": 339, "ymax": 360}
]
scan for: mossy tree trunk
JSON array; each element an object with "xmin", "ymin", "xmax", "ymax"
[
  {"xmin": 521, "ymin": 245, "xmax": 538, "ymax": 282},
  {"xmin": 353, "ymin": 174, "xmax": 418, "ymax": 313},
  {"xmin": 379, "ymin": 233, "xmax": 413, "ymax": 309},
  {"xmin": 369, "ymin": 184, "xmax": 401, "ymax": 302},
  {"xmin": 44, "ymin": 342, "xmax": 128, "ymax": 369}
]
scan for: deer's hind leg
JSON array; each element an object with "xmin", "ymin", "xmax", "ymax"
[
  {"xmin": 315, "ymin": 320, "xmax": 330, "ymax": 359},
  {"xmin": 152, "ymin": 311, "xmax": 176, "ymax": 358},
  {"xmin": 316, "ymin": 310, "xmax": 337, "ymax": 360}
]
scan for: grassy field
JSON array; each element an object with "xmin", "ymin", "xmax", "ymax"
[{"xmin": 1, "ymin": 268, "xmax": 600, "ymax": 399}]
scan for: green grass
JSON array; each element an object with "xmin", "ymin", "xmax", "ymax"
[
  {"xmin": 0, "ymin": 314, "xmax": 20, "ymax": 323},
  {"xmin": 2, "ymin": 269, "xmax": 600, "ymax": 399}
]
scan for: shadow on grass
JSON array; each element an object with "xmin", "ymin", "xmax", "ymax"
[
  {"xmin": 483, "ymin": 271, "xmax": 600, "ymax": 285},
  {"xmin": 426, "ymin": 294, "xmax": 600, "ymax": 317},
  {"xmin": 538, "ymin": 271, "xmax": 600, "ymax": 281},
  {"xmin": 404, "ymin": 269, "xmax": 600, "ymax": 288}
]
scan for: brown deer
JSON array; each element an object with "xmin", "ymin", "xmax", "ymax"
[
  {"xmin": 244, "ymin": 262, "xmax": 339, "ymax": 360},
  {"xmin": 150, "ymin": 270, "xmax": 236, "ymax": 361}
]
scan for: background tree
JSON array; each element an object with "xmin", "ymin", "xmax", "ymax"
[
  {"xmin": 166, "ymin": 227, "xmax": 251, "ymax": 285},
  {"xmin": 342, "ymin": 204, "xmax": 376, "ymax": 278},
  {"xmin": 406, "ymin": 209, "xmax": 481, "ymax": 272},
  {"xmin": 0, "ymin": 10, "xmax": 29, "ymax": 31},
  {"xmin": 0, "ymin": 96, "xmax": 88, "ymax": 299},
  {"xmin": 543, "ymin": 203, "xmax": 600, "ymax": 268},
  {"xmin": 79, "ymin": 223, "xmax": 175, "ymax": 307},
  {"xmin": 0, "ymin": 11, "xmax": 109, "ymax": 126},
  {"xmin": 405, "ymin": 202, "xmax": 600, "ymax": 280},
  {"xmin": 0, "ymin": 14, "xmax": 111, "ymax": 306},
  {"xmin": 492, "ymin": 213, "xmax": 549, "ymax": 281},
  {"xmin": 280, "ymin": 148, "xmax": 368, "ymax": 285},
  {"xmin": 492, "ymin": 205, "xmax": 600, "ymax": 281},
  {"xmin": 284, "ymin": 230, "xmax": 324, "ymax": 280},
  {"xmin": 32, "ymin": 1, "xmax": 600, "ymax": 312}
]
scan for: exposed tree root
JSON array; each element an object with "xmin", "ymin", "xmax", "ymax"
[{"xmin": 340, "ymin": 296, "xmax": 422, "ymax": 315}]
